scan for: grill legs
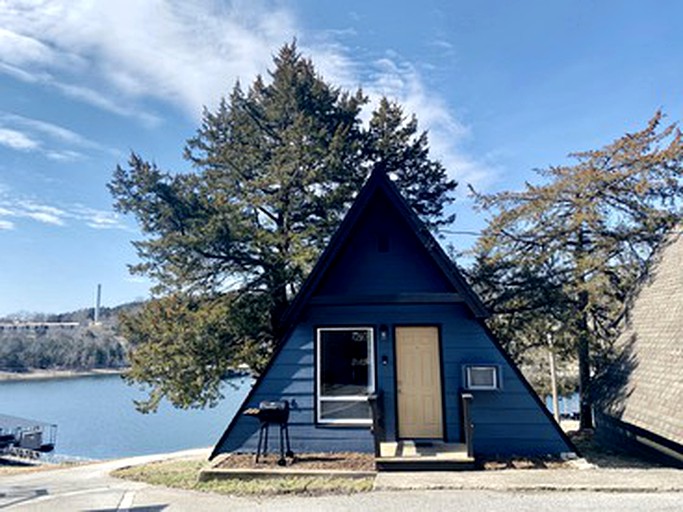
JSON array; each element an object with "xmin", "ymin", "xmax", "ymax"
[
  {"xmin": 284, "ymin": 423, "xmax": 294, "ymax": 459},
  {"xmin": 255, "ymin": 421, "xmax": 294, "ymax": 465},
  {"xmin": 255, "ymin": 420, "xmax": 268, "ymax": 463}
]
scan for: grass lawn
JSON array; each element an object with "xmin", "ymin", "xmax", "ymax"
[
  {"xmin": 109, "ymin": 429, "xmax": 665, "ymax": 497},
  {"xmin": 112, "ymin": 458, "xmax": 374, "ymax": 496}
]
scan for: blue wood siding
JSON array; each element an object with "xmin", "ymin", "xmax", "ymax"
[
  {"xmin": 216, "ymin": 302, "xmax": 570, "ymax": 456},
  {"xmin": 314, "ymin": 193, "xmax": 452, "ymax": 296}
]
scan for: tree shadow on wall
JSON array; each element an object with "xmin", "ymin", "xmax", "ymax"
[{"xmin": 592, "ymin": 332, "xmax": 638, "ymax": 419}]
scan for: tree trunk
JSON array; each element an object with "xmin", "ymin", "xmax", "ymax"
[
  {"xmin": 268, "ymin": 265, "xmax": 290, "ymax": 340},
  {"xmin": 577, "ymin": 321, "xmax": 593, "ymax": 429},
  {"xmin": 576, "ymin": 228, "xmax": 594, "ymax": 430}
]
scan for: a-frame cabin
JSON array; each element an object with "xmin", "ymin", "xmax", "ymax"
[{"xmin": 211, "ymin": 171, "xmax": 574, "ymax": 467}]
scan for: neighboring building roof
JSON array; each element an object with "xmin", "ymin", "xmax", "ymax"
[{"xmin": 598, "ymin": 228, "xmax": 683, "ymax": 448}]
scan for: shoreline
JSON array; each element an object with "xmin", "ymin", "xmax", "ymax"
[{"xmin": 0, "ymin": 368, "xmax": 126, "ymax": 382}]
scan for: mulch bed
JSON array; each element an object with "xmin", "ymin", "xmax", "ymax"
[
  {"xmin": 215, "ymin": 452, "xmax": 376, "ymax": 472},
  {"xmin": 214, "ymin": 429, "xmax": 664, "ymax": 472},
  {"xmin": 216, "ymin": 452, "xmax": 567, "ymax": 472}
]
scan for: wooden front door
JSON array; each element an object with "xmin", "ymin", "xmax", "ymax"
[{"xmin": 395, "ymin": 326, "xmax": 443, "ymax": 439}]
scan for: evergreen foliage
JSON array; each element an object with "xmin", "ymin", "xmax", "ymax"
[
  {"xmin": 471, "ymin": 111, "xmax": 683, "ymax": 428},
  {"xmin": 366, "ymin": 98, "xmax": 457, "ymax": 228},
  {"xmin": 109, "ymin": 43, "xmax": 457, "ymax": 411}
]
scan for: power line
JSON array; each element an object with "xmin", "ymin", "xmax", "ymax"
[
  {"xmin": 440, "ymin": 229, "xmax": 683, "ymax": 237},
  {"xmin": 440, "ymin": 230, "xmax": 481, "ymax": 236}
]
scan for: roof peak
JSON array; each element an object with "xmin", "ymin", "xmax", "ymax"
[{"xmin": 278, "ymin": 169, "xmax": 488, "ymax": 330}]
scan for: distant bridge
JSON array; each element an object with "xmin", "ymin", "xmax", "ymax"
[{"xmin": 0, "ymin": 322, "xmax": 80, "ymax": 332}]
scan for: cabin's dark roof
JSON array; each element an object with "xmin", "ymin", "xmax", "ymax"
[
  {"xmin": 209, "ymin": 170, "xmax": 489, "ymax": 460},
  {"xmin": 599, "ymin": 228, "xmax": 683, "ymax": 446},
  {"xmin": 280, "ymin": 170, "xmax": 488, "ymax": 331}
]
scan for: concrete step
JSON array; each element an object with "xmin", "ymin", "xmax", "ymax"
[{"xmin": 376, "ymin": 440, "xmax": 474, "ymax": 471}]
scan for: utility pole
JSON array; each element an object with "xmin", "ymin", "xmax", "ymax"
[{"xmin": 548, "ymin": 331, "xmax": 560, "ymax": 423}]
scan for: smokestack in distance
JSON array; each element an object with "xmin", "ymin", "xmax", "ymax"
[{"xmin": 94, "ymin": 284, "xmax": 102, "ymax": 324}]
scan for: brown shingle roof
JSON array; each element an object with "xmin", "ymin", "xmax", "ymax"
[{"xmin": 600, "ymin": 229, "xmax": 683, "ymax": 445}]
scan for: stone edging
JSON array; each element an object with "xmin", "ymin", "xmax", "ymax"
[{"xmin": 198, "ymin": 468, "xmax": 376, "ymax": 481}]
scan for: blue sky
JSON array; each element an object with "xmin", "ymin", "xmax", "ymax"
[{"xmin": 1, "ymin": 1, "xmax": 682, "ymax": 315}]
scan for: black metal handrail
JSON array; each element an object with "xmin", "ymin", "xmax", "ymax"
[
  {"xmin": 368, "ymin": 391, "xmax": 385, "ymax": 457},
  {"xmin": 461, "ymin": 391, "xmax": 474, "ymax": 458}
]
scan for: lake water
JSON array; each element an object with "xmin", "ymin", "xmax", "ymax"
[
  {"xmin": 0, "ymin": 375, "xmax": 579, "ymax": 460},
  {"xmin": 545, "ymin": 393, "xmax": 580, "ymax": 417},
  {"xmin": 0, "ymin": 374, "xmax": 251, "ymax": 460}
]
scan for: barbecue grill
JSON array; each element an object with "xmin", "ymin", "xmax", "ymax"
[{"xmin": 244, "ymin": 400, "xmax": 294, "ymax": 465}]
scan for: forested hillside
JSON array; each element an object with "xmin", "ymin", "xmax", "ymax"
[{"xmin": 0, "ymin": 303, "xmax": 140, "ymax": 373}]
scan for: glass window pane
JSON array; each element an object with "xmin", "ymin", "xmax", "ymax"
[
  {"xmin": 319, "ymin": 329, "xmax": 371, "ymax": 397},
  {"xmin": 320, "ymin": 400, "xmax": 371, "ymax": 421}
]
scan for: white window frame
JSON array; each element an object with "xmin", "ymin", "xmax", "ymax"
[
  {"xmin": 316, "ymin": 326, "xmax": 375, "ymax": 425},
  {"xmin": 464, "ymin": 365, "xmax": 499, "ymax": 390}
]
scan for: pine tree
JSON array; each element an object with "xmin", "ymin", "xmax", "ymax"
[
  {"xmin": 471, "ymin": 111, "xmax": 683, "ymax": 428},
  {"xmin": 109, "ymin": 43, "xmax": 457, "ymax": 411},
  {"xmin": 366, "ymin": 98, "xmax": 457, "ymax": 229}
]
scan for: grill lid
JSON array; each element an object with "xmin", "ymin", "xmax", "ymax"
[
  {"xmin": 256, "ymin": 400, "xmax": 290, "ymax": 423},
  {"xmin": 259, "ymin": 400, "xmax": 289, "ymax": 411}
]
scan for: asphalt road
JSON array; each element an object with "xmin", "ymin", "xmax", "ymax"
[{"xmin": 1, "ymin": 451, "xmax": 681, "ymax": 511}]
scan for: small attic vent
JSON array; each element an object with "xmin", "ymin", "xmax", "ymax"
[{"xmin": 377, "ymin": 234, "xmax": 390, "ymax": 253}]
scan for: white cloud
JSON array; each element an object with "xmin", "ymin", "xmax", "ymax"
[
  {"xmin": 24, "ymin": 211, "xmax": 64, "ymax": 226},
  {"xmin": 0, "ymin": 187, "xmax": 128, "ymax": 230},
  {"xmin": 0, "ymin": 27, "xmax": 58, "ymax": 67},
  {"xmin": 0, "ymin": 128, "xmax": 40, "ymax": 150},
  {"xmin": 0, "ymin": 0, "xmax": 298, "ymax": 120},
  {"xmin": 0, "ymin": 61, "xmax": 45, "ymax": 83},
  {"xmin": 70, "ymin": 205, "xmax": 129, "ymax": 230},
  {"xmin": 2, "ymin": 112, "xmax": 89, "ymax": 146},
  {"xmin": 53, "ymin": 82, "xmax": 162, "ymax": 127},
  {"xmin": 0, "ymin": 1, "xmax": 497, "ymax": 187},
  {"xmin": 311, "ymin": 47, "xmax": 497, "ymax": 190},
  {"xmin": 125, "ymin": 275, "xmax": 150, "ymax": 284},
  {"xmin": 0, "ymin": 112, "xmax": 119, "ymax": 159},
  {"xmin": 17, "ymin": 201, "xmax": 67, "ymax": 226},
  {"xmin": 45, "ymin": 149, "xmax": 85, "ymax": 162},
  {"xmin": 367, "ymin": 57, "xmax": 469, "ymax": 138}
]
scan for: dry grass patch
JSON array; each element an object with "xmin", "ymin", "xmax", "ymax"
[
  {"xmin": 112, "ymin": 458, "xmax": 374, "ymax": 496},
  {"xmin": 0, "ymin": 459, "xmax": 62, "ymax": 475}
]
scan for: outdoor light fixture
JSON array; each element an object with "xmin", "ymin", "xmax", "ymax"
[{"xmin": 379, "ymin": 324, "xmax": 388, "ymax": 341}]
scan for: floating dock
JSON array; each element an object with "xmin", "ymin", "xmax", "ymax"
[{"xmin": 0, "ymin": 414, "xmax": 57, "ymax": 454}]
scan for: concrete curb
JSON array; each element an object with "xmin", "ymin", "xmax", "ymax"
[{"xmin": 373, "ymin": 468, "xmax": 683, "ymax": 493}]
